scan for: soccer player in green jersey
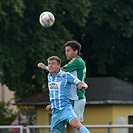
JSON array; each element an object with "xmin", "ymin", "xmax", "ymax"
[{"xmin": 62, "ymin": 40, "xmax": 87, "ymax": 133}]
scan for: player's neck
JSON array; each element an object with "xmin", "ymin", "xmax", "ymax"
[
  {"xmin": 72, "ymin": 55, "xmax": 79, "ymax": 59},
  {"xmin": 52, "ymin": 69, "xmax": 60, "ymax": 76}
]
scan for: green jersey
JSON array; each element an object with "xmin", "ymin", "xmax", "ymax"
[{"xmin": 63, "ymin": 56, "xmax": 86, "ymax": 100}]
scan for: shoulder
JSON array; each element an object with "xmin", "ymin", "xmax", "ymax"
[
  {"xmin": 66, "ymin": 72, "xmax": 76, "ymax": 78},
  {"xmin": 59, "ymin": 71, "xmax": 75, "ymax": 80},
  {"xmin": 69, "ymin": 56, "xmax": 84, "ymax": 64},
  {"xmin": 73, "ymin": 57, "xmax": 85, "ymax": 67},
  {"xmin": 77, "ymin": 56, "xmax": 85, "ymax": 63},
  {"xmin": 62, "ymin": 71, "xmax": 73, "ymax": 76},
  {"xmin": 58, "ymin": 69, "xmax": 68, "ymax": 76}
]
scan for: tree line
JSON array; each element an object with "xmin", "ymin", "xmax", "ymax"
[{"xmin": 0, "ymin": 0, "xmax": 132, "ymax": 99}]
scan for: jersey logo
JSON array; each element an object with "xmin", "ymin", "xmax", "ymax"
[
  {"xmin": 60, "ymin": 76, "xmax": 62, "ymax": 81},
  {"xmin": 48, "ymin": 82, "xmax": 60, "ymax": 90}
]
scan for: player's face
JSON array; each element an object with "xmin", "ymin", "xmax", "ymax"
[
  {"xmin": 48, "ymin": 60, "xmax": 60, "ymax": 75},
  {"xmin": 65, "ymin": 46, "xmax": 78, "ymax": 60}
]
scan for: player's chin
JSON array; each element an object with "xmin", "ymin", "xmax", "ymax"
[
  {"xmin": 49, "ymin": 70, "xmax": 53, "ymax": 72},
  {"xmin": 66, "ymin": 57, "xmax": 71, "ymax": 60}
]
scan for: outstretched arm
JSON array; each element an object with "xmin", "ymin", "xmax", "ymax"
[{"xmin": 37, "ymin": 62, "xmax": 48, "ymax": 70}]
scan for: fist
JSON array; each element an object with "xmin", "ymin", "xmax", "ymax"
[
  {"xmin": 37, "ymin": 62, "xmax": 46, "ymax": 69},
  {"xmin": 46, "ymin": 104, "xmax": 51, "ymax": 111}
]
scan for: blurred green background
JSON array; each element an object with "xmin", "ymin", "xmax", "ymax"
[{"xmin": 0, "ymin": 0, "xmax": 132, "ymax": 99}]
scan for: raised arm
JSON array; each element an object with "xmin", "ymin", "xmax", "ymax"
[{"xmin": 37, "ymin": 62, "xmax": 48, "ymax": 70}]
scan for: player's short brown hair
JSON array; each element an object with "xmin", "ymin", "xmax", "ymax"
[{"xmin": 47, "ymin": 56, "xmax": 61, "ymax": 65}]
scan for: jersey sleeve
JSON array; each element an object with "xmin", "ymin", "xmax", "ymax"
[
  {"xmin": 63, "ymin": 58, "xmax": 83, "ymax": 72},
  {"xmin": 67, "ymin": 72, "xmax": 81, "ymax": 85}
]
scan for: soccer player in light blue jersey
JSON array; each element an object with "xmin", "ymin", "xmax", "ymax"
[{"xmin": 38, "ymin": 56, "xmax": 90, "ymax": 133}]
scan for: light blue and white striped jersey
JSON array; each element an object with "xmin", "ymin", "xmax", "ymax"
[{"xmin": 48, "ymin": 69, "xmax": 81, "ymax": 110}]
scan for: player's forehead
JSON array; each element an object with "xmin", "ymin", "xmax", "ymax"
[
  {"xmin": 48, "ymin": 60, "xmax": 58, "ymax": 64},
  {"xmin": 65, "ymin": 46, "xmax": 74, "ymax": 51}
]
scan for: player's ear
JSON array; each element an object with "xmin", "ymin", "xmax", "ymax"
[
  {"xmin": 74, "ymin": 50, "xmax": 78, "ymax": 55},
  {"xmin": 58, "ymin": 64, "xmax": 61, "ymax": 69}
]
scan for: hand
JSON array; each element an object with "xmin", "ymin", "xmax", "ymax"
[
  {"xmin": 46, "ymin": 104, "xmax": 51, "ymax": 111},
  {"xmin": 77, "ymin": 82, "xmax": 88, "ymax": 89},
  {"xmin": 37, "ymin": 62, "xmax": 47, "ymax": 70}
]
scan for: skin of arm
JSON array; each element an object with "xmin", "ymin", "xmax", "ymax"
[{"xmin": 37, "ymin": 62, "xmax": 47, "ymax": 69}]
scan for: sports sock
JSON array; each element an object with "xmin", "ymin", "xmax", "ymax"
[{"xmin": 79, "ymin": 126, "xmax": 90, "ymax": 133}]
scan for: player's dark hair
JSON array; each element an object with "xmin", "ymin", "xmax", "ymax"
[
  {"xmin": 64, "ymin": 40, "xmax": 81, "ymax": 55},
  {"xmin": 47, "ymin": 56, "xmax": 61, "ymax": 65}
]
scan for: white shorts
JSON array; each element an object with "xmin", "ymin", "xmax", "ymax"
[{"xmin": 73, "ymin": 99, "xmax": 86, "ymax": 122}]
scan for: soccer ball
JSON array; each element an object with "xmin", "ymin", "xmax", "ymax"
[{"xmin": 39, "ymin": 11, "xmax": 55, "ymax": 28}]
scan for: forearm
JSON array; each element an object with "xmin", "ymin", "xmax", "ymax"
[{"xmin": 37, "ymin": 62, "xmax": 48, "ymax": 70}]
